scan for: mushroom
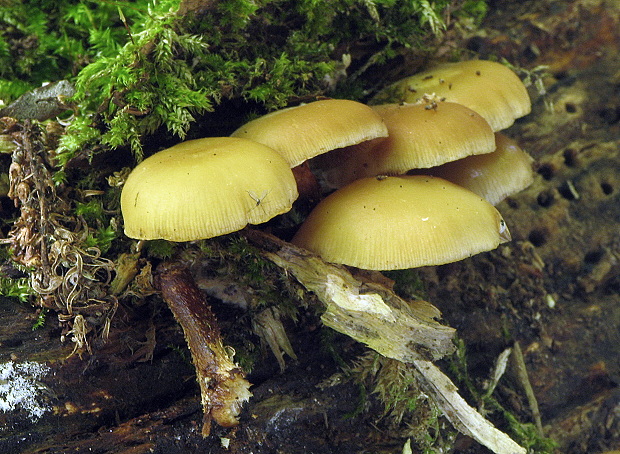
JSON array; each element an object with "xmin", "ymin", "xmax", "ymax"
[
  {"xmin": 120, "ymin": 136, "xmax": 299, "ymax": 436},
  {"xmin": 315, "ymin": 100, "xmax": 496, "ymax": 188},
  {"xmin": 414, "ymin": 132, "xmax": 534, "ymax": 205},
  {"xmin": 230, "ymin": 99, "xmax": 389, "ymax": 168},
  {"xmin": 291, "ymin": 175, "xmax": 510, "ymax": 270},
  {"xmin": 373, "ymin": 60, "xmax": 531, "ymax": 131},
  {"xmin": 120, "ymin": 137, "xmax": 298, "ymax": 242}
]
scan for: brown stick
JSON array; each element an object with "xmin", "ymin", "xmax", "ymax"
[{"xmin": 156, "ymin": 261, "xmax": 252, "ymax": 437}]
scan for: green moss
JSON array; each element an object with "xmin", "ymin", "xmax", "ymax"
[
  {"xmin": 83, "ymin": 225, "xmax": 117, "ymax": 254},
  {"xmin": 447, "ymin": 337, "xmax": 558, "ymax": 453},
  {"xmin": 384, "ymin": 268, "xmax": 427, "ymax": 300},
  {"xmin": 215, "ymin": 234, "xmax": 301, "ymax": 318},
  {"xmin": 345, "ymin": 351, "xmax": 456, "ymax": 452},
  {"xmin": 3, "ymin": 0, "xmax": 489, "ymax": 163},
  {"xmin": 0, "ymin": 276, "xmax": 33, "ymax": 303},
  {"xmin": 74, "ymin": 199, "xmax": 105, "ymax": 223},
  {"xmin": 0, "ymin": 0, "xmax": 149, "ymax": 100},
  {"xmin": 144, "ymin": 239, "xmax": 176, "ymax": 259},
  {"xmin": 31, "ymin": 307, "xmax": 48, "ymax": 331}
]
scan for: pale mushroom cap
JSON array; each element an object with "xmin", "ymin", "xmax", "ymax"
[
  {"xmin": 318, "ymin": 101, "xmax": 495, "ymax": 188},
  {"xmin": 374, "ymin": 60, "xmax": 531, "ymax": 131},
  {"xmin": 291, "ymin": 175, "xmax": 510, "ymax": 270},
  {"xmin": 230, "ymin": 99, "xmax": 389, "ymax": 167},
  {"xmin": 121, "ymin": 137, "xmax": 298, "ymax": 242},
  {"xmin": 424, "ymin": 133, "xmax": 534, "ymax": 205}
]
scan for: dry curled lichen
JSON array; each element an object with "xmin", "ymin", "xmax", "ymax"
[{"xmin": 1, "ymin": 119, "xmax": 117, "ymax": 357}]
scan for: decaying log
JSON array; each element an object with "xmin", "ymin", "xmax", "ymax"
[
  {"xmin": 243, "ymin": 229, "xmax": 456, "ymax": 362},
  {"xmin": 243, "ymin": 229, "xmax": 526, "ymax": 454}
]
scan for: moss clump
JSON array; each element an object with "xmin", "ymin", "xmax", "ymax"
[
  {"xmin": 2, "ymin": 0, "xmax": 489, "ymax": 164},
  {"xmin": 0, "ymin": 0, "xmax": 149, "ymax": 100},
  {"xmin": 343, "ymin": 351, "xmax": 457, "ymax": 453}
]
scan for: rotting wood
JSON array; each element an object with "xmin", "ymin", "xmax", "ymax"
[
  {"xmin": 243, "ymin": 228, "xmax": 456, "ymax": 362},
  {"xmin": 243, "ymin": 228, "xmax": 527, "ymax": 454}
]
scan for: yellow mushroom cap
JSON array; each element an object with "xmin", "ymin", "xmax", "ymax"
[
  {"xmin": 291, "ymin": 175, "xmax": 510, "ymax": 270},
  {"xmin": 374, "ymin": 60, "xmax": 531, "ymax": 131},
  {"xmin": 317, "ymin": 101, "xmax": 495, "ymax": 188},
  {"xmin": 230, "ymin": 99, "xmax": 389, "ymax": 167},
  {"xmin": 422, "ymin": 133, "xmax": 534, "ymax": 205},
  {"xmin": 121, "ymin": 137, "xmax": 298, "ymax": 242}
]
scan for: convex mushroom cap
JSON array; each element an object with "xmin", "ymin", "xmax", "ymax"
[
  {"xmin": 291, "ymin": 175, "xmax": 510, "ymax": 270},
  {"xmin": 230, "ymin": 99, "xmax": 388, "ymax": 168},
  {"xmin": 373, "ymin": 60, "xmax": 531, "ymax": 131},
  {"xmin": 417, "ymin": 133, "xmax": 534, "ymax": 205},
  {"xmin": 121, "ymin": 137, "xmax": 298, "ymax": 242},
  {"xmin": 316, "ymin": 100, "xmax": 495, "ymax": 188}
]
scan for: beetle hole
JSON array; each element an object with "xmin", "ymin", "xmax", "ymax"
[
  {"xmin": 536, "ymin": 163, "xmax": 556, "ymax": 180},
  {"xmin": 584, "ymin": 249, "xmax": 604, "ymax": 265},
  {"xmin": 528, "ymin": 228, "xmax": 548, "ymax": 247},
  {"xmin": 564, "ymin": 102, "xmax": 577, "ymax": 114},
  {"xmin": 597, "ymin": 106, "xmax": 620, "ymax": 125},
  {"xmin": 537, "ymin": 190, "xmax": 555, "ymax": 208},
  {"xmin": 601, "ymin": 181, "xmax": 613, "ymax": 195},
  {"xmin": 563, "ymin": 148, "xmax": 578, "ymax": 167}
]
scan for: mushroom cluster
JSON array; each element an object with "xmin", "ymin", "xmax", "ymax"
[
  {"xmin": 229, "ymin": 59, "xmax": 533, "ymax": 271},
  {"xmin": 118, "ymin": 59, "xmax": 534, "ymax": 434},
  {"xmin": 121, "ymin": 59, "xmax": 534, "ymax": 267}
]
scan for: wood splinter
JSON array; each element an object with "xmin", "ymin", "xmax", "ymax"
[{"xmin": 156, "ymin": 261, "xmax": 252, "ymax": 437}]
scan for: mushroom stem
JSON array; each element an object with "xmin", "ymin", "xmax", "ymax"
[
  {"xmin": 156, "ymin": 262, "xmax": 252, "ymax": 437},
  {"xmin": 291, "ymin": 161, "xmax": 321, "ymax": 202}
]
